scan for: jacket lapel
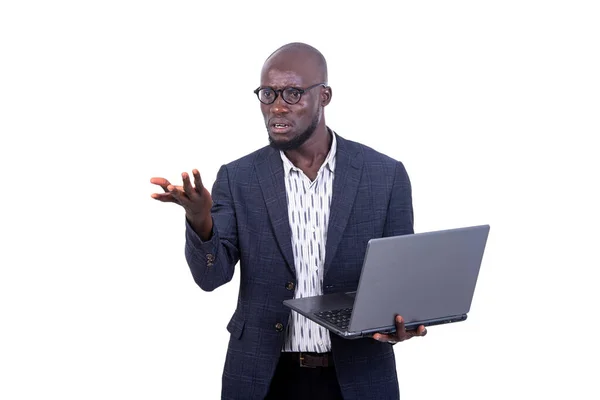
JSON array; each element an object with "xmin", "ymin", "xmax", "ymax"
[
  {"xmin": 324, "ymin": 136, "xmax": 363, "ymax": 277},
  {"xmin": 255, "ymin": 148, "xmax": 296, "ymax": 276}
]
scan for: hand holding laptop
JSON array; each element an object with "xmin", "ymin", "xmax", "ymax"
[
  {"xmin": 283, "ymin": 225, "xmax": 490, "ymax": 340},
  {"xmin": 372, "ymin": 315, "xmax": 427, "ymax": 344}
]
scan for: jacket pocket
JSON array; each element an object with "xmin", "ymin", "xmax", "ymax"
[{"xmin": 226, "ymin": 310, "xmax": 245, "ymax": 339}]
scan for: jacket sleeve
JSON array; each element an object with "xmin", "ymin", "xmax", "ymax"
[
  {"xmin": 184, "ymin": 164, "xmax": 240, "ymax": 291},
  {"xmin": 382, "ymin": 161, "xmax": 414, "ymax": 237}
]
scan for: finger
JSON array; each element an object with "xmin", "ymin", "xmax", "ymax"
[
  {"xmin": 372, "ymin": 333, "xmax": 391, "ymax": 342},
  {"xmin": 394, "ymin": 315, "xmax": 409, "ymax": 340},
  {"xmin": 182, "ymin": 172, "xmax": 195, "ymax": 197},
  {"xmin": 168, "ymin": 184, "xmax": 189, "ymax": 204},
  {"xmin": 193, "ymin": 169, "xmax": 204, "ymax": 193},
  {"xmin": 372, "ymin": 333, "xmax": 398, "ymax": 344},
  {"xmin": 150, "ymin": 177, "xmax": 172, "ymax": 192},
  {"xmin": 404, "ymin": 325, "xmax": 427, "ymax": 340},
  {"xmin": 150, "ymin": 192, "xmax": 177, "ymax": 203}
]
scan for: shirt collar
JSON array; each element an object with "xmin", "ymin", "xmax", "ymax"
[{"xmin": 280, "ymin": 128, "xmax": 337, "ymax": 177}]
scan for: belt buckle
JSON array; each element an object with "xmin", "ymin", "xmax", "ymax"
[{"xmin": 299, "ymin": 352, "xmax": 317, "ymax": 368}]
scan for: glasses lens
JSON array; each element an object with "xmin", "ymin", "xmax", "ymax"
[
  {"xmin": 282, "ymin": 88, "xmax": 302, "ymax": 104},
  {"xmin": 258, "ymin": 88, "xmax": 276, "ymax": 104}
]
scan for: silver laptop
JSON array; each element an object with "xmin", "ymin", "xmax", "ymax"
[{"xmin": 283, "ymin": 225, "xmax": 490, "ymax": 339}]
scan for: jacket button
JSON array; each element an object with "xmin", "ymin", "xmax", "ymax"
[
  {"xmin": 275, "ymin": 322, "xmax": 284, "ymax": 332},
  {"xmin": 285, "ymin": 282, "xmax": 295, "ymax": 291}
]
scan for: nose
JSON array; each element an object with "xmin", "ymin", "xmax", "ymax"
[{"xmin": 270, "ymin": 95, "xmax": 290, "ymax": 115}]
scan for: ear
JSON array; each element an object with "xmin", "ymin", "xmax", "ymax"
[{"xmin": 321, "ymin": 86, "xmax": 332, "ymax": 106}]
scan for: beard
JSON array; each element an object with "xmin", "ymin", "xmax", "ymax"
[{"xmin": 268, "ymin": 112, "xmax": 320, "ymax": 151}]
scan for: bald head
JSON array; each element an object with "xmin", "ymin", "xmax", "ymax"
[{"xmin": 262, "ymin": 42, "xmax": 328, "ymax": 85}]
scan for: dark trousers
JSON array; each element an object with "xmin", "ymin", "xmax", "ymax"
[{"xmin": 265, "ymin": 352, "xmax": 344, "ymax": 400}]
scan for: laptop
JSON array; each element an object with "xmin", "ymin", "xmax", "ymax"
[{"xmin": 283, "ymin": 224, "xmax": 490, "ymax": 339}]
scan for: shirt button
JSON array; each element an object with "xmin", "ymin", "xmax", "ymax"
[
  {"xmin": 275, "ymin": 322, "xmax": 284, "ymax": 332},
  {"xmin": 285, "ymin": 282, "xmax": 295, "ymax": 291}
]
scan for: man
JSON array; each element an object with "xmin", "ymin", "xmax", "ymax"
[{"xmin": 151, "ymin": 42, "xmax": 426, "ymax": 400}]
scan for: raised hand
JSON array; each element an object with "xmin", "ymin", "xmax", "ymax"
[{"xmin": 150, "ymin": 169, "xmax": 213, "ymax": 239}]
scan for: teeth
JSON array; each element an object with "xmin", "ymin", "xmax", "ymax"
[{"xmin": 275, "ymin": 124, "xmax": 287, "ymax": 128}]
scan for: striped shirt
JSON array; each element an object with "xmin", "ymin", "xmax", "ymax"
[{"xmin": 281, "ymin": 132, "xmax": 337, "ymax": 353}]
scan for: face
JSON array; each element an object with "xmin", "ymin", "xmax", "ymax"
[{"xmin": 258, "ymin": 56, "xmax": 328, "ymax": 151}]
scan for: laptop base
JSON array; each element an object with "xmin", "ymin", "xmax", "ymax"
[{"xmin": 284, "ymin": 295, "xmax": 468, "ymax": 339}]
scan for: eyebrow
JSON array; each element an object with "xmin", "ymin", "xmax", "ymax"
[{"xmin": 259, "ymin": 85, "xmax": 304, "ymax": 90}]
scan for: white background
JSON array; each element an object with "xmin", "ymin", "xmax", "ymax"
[{"xmin": 1, "ymin": 1, "xmax": 599, "ymax": 399}]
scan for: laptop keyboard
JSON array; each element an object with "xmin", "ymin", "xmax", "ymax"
[{"xmin": 315, "ymin": 307, "xmax": 353, "ymax": 330}]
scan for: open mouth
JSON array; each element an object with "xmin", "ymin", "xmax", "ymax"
[{"xmin": 270, "ymin": 120, "xmax": 293, "ymax": 134}]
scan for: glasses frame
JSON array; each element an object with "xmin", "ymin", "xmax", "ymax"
[{"xmin": 253, "ymin": 83, "xmax": 326, "ymax": 105}]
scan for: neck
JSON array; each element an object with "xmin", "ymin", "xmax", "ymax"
[{"xmin": 283, "ymin": 125, "xmax": 331, "ymax": 169}]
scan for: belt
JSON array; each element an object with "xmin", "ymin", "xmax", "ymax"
[{"xmin": 281, "ymin": 352, "xmax": 334, "ymax": 368}]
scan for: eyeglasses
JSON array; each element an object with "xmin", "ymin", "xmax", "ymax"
[{"xmin": 253, "ymin": 83, "xmax": 326, "ymax": 105}]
